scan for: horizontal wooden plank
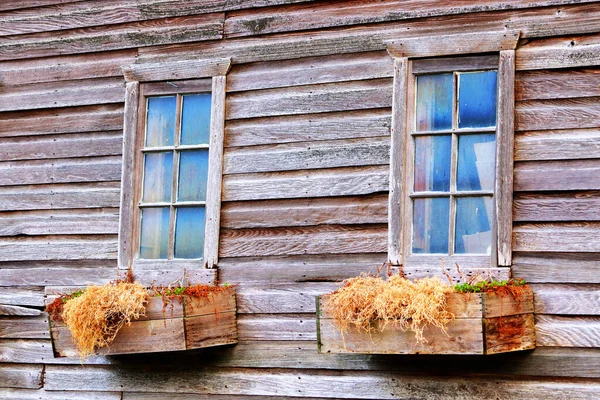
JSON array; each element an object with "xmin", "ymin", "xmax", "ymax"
[
  {"xmin": 0, "ymin": 131, "xmax": 123, "ymax": 162},
  {"xmin": 484, "ymin": 287, "xmax": 534, "ymax": 318},
  {"xmin": 224, "ymin": 137, "xmax": 389, "ymax": 174},
  {"xmin": 515, "ymin": 128, "xmax": 600, "ymax": 161},
  {"xmin": 0, "ymin": 49, "xmax": 136, "ymax": 86},
  {"xmin": 0, "ymin": 388, "xmax": 120, "ymax": 400},
  {"xmin": 0, "ymin": 237, "xmax": 117, "ymax": 262},
  {"xmin": 226, "ymin": 78, "xmax": 392, "ymax": 120},
  {"xmin": 514, "ymin": 159, "xmax": 600, "ymax": 191},
  {"xmin": 0, "ymin": 77, "xmax": 124, "ymax": 112},
  {"xmin": 0, "ymin": 208, "xmax": 119, "ymax": 236},
  {"xmin": 221, "ymin": 194, "xmax": 388, "ymax": 229},
  {"xmin": 516, "ymin": 97, "xmax": 600, "ymax": 131},
  {"xmin": 517, "ymin": 34, "xmax": 600, "ymax": 70},
  {"xmin": 514, "ymin": 191, "xmax": 600, "ymax": 221},
  {"xmin": 0, "ymin": 0, "xmax": 86, "ymax": 12},
  {"xmin": 412, "ymin": 54, "xmax": 499, "ymax": 74},
  {"xmin": 0, "ymin": 265, "xmax": 116, "ymax": 287},
  {"xmin": 513, "ymin": 252, "xmax": 600, "ymax": 283},
  {"xmin": 224, "ymin": 109, "xmax": 391, "ymax": 148},
  {"xmin": 224, "ymin": 0, "xmax": 597, "ymax": 38},
  {"xmin": 0, "ymin": 315, "xmax": 49, "ymax": 339},
  {"xmin": 0, "ymin": 182, "xmax": 120, "ymax": 212},
  {"xmin": 0, "ymin": 339, "xmax": 115, "ymax": 365},
  {"xmin": 0, "ymin": 156, "xmax": 121, "ymax": 187},
  {"xmin": 536, "ymin": 315, "xmax": 600, "ymax": 347},
  {"xmin": 123, "ymin": 57, "xmax": 231, "ymax": 82},
  {"xmin": 513, "ymin": 222, "xmax": 600, "ymax": 253},
  {"xmin": 0, "ymin": 305, "xmax": 41, "ymax": 317},
  {"xmin": 219, "ymin": 253, "xmax": 388, "ymax": 283},
  {"xmin": 0, "ymin": 104, "xmax": 123, "ymax": 138},
  {"xmin": 228, "ymin": 51, "xmax": 392, "ymax": 92},
  {"xmin": 516, "ymin": 68, "xmax": 600, "ymax": 101},
  {"xmin": 223, "ymin": 165, "xmax": 389, "ymax": 201},
  {"xmin": 237, "ymin": 314, "xmax": 314, "ymax": 341},
  {"xmin": 220, "ymin": 224, "xmax": 387, "ymax": 258},
  {"xmin": 236, "ymin": 282, "xmax": 337, "ymax": 314},
  {"xmin": 0, "ymin": 364, "xmax": 42, "ymax": 389},
  {"xmin": 0, "ymin": 13, "xmax": 224, "ymax": 61},
  {"xmin": 0, "ymin": 287, "xmax": 44, "ymax": 307},
  {"xmin": 45, "ymin": 364, "xmax": 600, "ymax": 397},
  {"xmin": 531, "ymin": 284, "xmax": 600, "ymax": 315}
]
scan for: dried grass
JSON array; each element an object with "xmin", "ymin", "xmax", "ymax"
[
  {"xmin": 61, "ymin": 281, "xmax": 148, "ymax": 358},
  {"xmin": 325, "ymin": 274, "xmax": 454, "ymax": 343}
]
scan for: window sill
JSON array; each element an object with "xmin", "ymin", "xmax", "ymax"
[{"xmin": 317, "ymin": 286, "xmax": 535, "ymax": 355}]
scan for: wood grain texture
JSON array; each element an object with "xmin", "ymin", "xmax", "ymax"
[
  {"xmin": 223, "ymin": 165, "xmax": 389, "ymax": 202},
  {"xmin": 0, "ymin": 13, "xmax": 224, "ymax": 61},
  {"xmin": 0, "ymin": 265, "xmax": 115, "ymax": 287},
  {"xmin": 220, "ymin": 224, "xmax": 387, "ymax": 257},
  {"xmin": 515, "ymin": 129, "xmax": 600, "ymax": 161},
  {"xmin": 0, "ymin": 287, "xmax": 44, "ymax": 307},
  {"xmin": 0, "ymin": 306, "xmax": 41, "ymax": 317},
  {"xmin": 226, "ymin": 78, "xmax": 392, "ymax": 120},
  {"xmin": 0, "ymin": 0, "xmax": 87, "ymax": 12},
  {"xmin": 514, "ymin": 159, "xmax": 600, "ymax": 191},
  {"xmin": 0, "ymin": 316, "xmax": 49, "ymax": 339},
  {"xmin": 0, "ymin": 183, "xmax": 120, "ymax": 212},
  {"xmin": 516, "ymin": 96, "xmax": 600, "ymax": 132},
  {"xmin": 0, "ymin": 339, "xmax": 115, "ymax": 365},
  {"xmin": 513, "ymin": 252, "xmax": 600, "ymax": 283},
  {"xmin": 237, "ymin": 314, "xmax": 315, "ymax": 341},
  {"xmin": 224, "ymin": 137, "xmax": 389, "ymax": 174},
  {"xmin": 513, "ymin": 222, "xmax": 600, "ymax": 253},
  {"xmin": 516, "ymin": 68, "xmax": 600, "ymax": 100},
  {"xmin": 123, "ymin": 57, "xmax": 231, "ymax": 82},
  {"xmin": 0, "ymin": 77, "xmax": 125, "ymax": 112},
  {"xmin": 0, "ymin": 388, "xmax": 120, "ymax": 400},
  {"xmin": 484, "ymin": 314, "xmax": 536, "ymax": 354},
  {"xmin": 386, "ymin": 30, "xmax": 519, "ymax": 58},
  {"xmin": 227, "ymin": 51, "xmax": 393, "ymax": 92},
  {"xmin": 536, "ymin": 315, "xmax": 600, "ymax": 347},
  {"xmin": 224, "ymin": 109, "xmax": 391, "ymax": 148},
  {"xmin": 0, "ymin": 209, "xmax": 119, "ymax": 236},
  {"xmin": 0, "ymin": 104, "xmax": 123, "ymax": 138},
  {"xmin": 514, "ymin": 192, "xmax": 600, "ymax": 221},
  {"xmin": 531, "ymin": 284, "xmax": 600, "ymax": 315},
  {"xmin": 0, "ymin": 364, "xmax": 42, "ymax": 389},
  {"xmin": 0, "ymin": 237, "xmax": 117, "ymax": 262},
  {"xmin": 221, "ymin": 194, "xmax": 388, "ymax": 229},
  {"xmin": 495, "ymin": 49, "xmax": 515, "ymax": 266},
  {"xmin": 517, "ymin": 34, "xmax": 600, "ymax": 70}
]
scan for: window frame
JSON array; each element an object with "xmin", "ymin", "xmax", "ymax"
[
  {"xmin": 118, "ymin": 58, "xmax": 230, "ymax": 275},
  {"xmin": 386, "ymin": 34, "xmax": 516, "ymax": 270}
]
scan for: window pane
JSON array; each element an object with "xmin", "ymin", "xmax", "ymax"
[
  {"xmin": 412, "ymin": 197, "xmax": 449, "ymax": 254},
  {"xmin": 146, "ymin": 96, "xmax": 176, "ymax": 147},
  {"xmin": 455, "ymin": 196, "xmax": 493, "ymax": 254},
  {"xmin": 181, "ymin": 94, "xmax": 211, "ymax": 145},
  {"xmin": 414, "ymin": 135, "xmax": 451, "ymax": 192},
  {"xmin": 458, "ymin": 71, "xmax": 498, "ymax": 128},
  {"xmin": 416, "ymin": 73, "xmax": 453, "ymax": 131},
  {"xmin": 174, "ymin": 207, "xmax": 206, "ymax": 259},
  {"xmin": 457, "ymin": 134, "xmax": 496, "ymax": 191},
  {"xmin": 142, "ymin": 152, "xmax": 173, "ymax": 203},
  {"xmin": 178, "ymin": 150, "xmax": 209, "ymax": 202},
  {"xmin": 140, "ymin": 207, "xmax": 170, "ymax": 259}
]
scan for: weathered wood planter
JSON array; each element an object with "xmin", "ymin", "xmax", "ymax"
[
  {"xmin": 317, "ymin": 287, "xmax": 535, "ymax": 355},
  {"xmin": 50, "ymin": 288, "xmax": 238, "ymax": 357}
]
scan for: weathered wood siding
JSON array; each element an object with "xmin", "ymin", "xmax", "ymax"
[{"xmin": 1, "ymin": 1, "xmax": 600, "ymax": 398}]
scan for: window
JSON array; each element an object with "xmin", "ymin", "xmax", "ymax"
[
  {"xmin": 118, "ymin": 58, "xmax": 230, "ymax": 272},
  {"xmin": 386, "ymin": 35, "xmax": 516, "ymax": 269}
]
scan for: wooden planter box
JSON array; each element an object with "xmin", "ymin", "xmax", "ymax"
[
  {"xmin": 317, "ymin": 287, "xmax": 535, "ymax": 355},
  {"xmin": 50, "ymin": 288, "xmax": 237, "ymax": 357}
]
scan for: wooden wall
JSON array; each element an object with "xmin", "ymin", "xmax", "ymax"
[{"xmin": 1, "ymin": 0, "xmax": 600, "ymax": 398}]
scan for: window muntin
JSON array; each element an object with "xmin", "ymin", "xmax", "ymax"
[
  {"xmin": 138, "ymin": 92, "xmax": 212, "ymax": 260},
  {"xmin": 409, "ymin": 69, "xmax": 498, "ymax": 258}
]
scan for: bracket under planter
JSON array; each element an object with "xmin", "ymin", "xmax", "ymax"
[
  {"xmin": 49, "ymin": 287, "xmax": 238, "ymax": 357},
  {"xmin": 317, "ymin": 286, "xmax": 535, "ymax": 355}
]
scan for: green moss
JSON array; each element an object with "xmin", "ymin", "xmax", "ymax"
[{"xmin": 454, "ymin": 278, "xmax": 526, "ymax": 293}]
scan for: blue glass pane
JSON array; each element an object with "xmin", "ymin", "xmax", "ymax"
[
  {"xmin": 174, "ymin": 207, "xmax": 205, "ymax": 259},
  {"xmin": 455, "ymin": 197, "xmax": 493, "ymax": 254},
  {"xmin": 178, "ymin": 150, "xmax": 209, "ymax": 202},
  {"xmin": 416, "ymin": 73, "xmax": 453, "ymax": 131},
  {"xmin": 458, "ymin": 71, "xmax": 498, "ymax": 128},
  {"xmin": 457, "ymin": 134, "xmax": 496, "ymax": 191},
  {"xmin": 181, "ymin": 94, "xmax": 211, "ymax": 145},
  {"xmin": 414, "ymin": 135, "xmax": 451, "ymax": 192},
  {"xmin": 140, "ymin": 207, "xmax": 170, "ymax": 259},
  {"xmin": 412, "ymin": 197, "xmax": 449, "ymax": 254},
  {"xmin": 146, "ymin": 96, "xmax": 176, "ymax": 147},
  {"xmin": 142, "ymin": 152, "xmax": 173, "ymax": 203}
]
